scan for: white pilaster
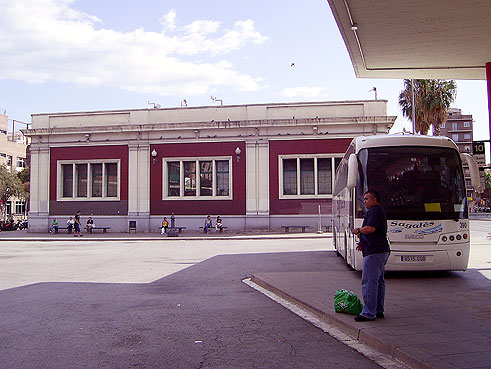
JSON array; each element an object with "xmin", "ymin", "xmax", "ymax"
[
  {"xmin": 245, "ymin": 139, "xmax": 270, "ymax": 228},
  {"xmin": 128, "ymin": 144, "xmax": 150, "ymax": 216},
  {"xmin": 27, "ymin": 145, "xmax": 50, "ymax": 231}
]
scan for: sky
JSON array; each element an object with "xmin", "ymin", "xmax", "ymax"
[{"xmin": 0, "ymin": 0, "xmax": 489, "ymax": 142}]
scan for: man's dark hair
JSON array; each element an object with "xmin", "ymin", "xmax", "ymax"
[{"xmin": 364, "ymin": 190, "xmax": 380, "ymax": 202}]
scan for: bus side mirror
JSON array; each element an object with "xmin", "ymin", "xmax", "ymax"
[
  {"xmin": 461, "ymin": 153, "xmax": 483, "ymax": 193},
  {"xmin": 347, "ymin": 153, "xmax": 358, "ymax": 189}
]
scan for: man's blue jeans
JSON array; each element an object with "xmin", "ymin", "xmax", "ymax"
[{"xmin": 360, "ymin": 252, "xmax": 390, "ymax": 319}]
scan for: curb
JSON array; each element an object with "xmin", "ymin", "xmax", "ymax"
[
  {"xmin": 250, "ymin": 273, "xmax": 441, "ymax": 369},
  {"xmin": 0, "ymin": 233, "xmax": 332, "ymax": 242}
]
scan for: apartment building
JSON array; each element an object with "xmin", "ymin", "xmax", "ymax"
[
  {"xmin": 439, "ymin": 108, "xmax": 474, "ymax": 196},
  {"xmin": 0, "ymin": 114, "xmax": 28, "ymax": 217}
]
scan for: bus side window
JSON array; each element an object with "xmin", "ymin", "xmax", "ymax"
[{"xmin": 334, "ymin": 159, "xmax": 348, "ymax": 196}]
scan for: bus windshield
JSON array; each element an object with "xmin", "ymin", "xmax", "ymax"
[{"xmin": 356, "ymin": 146, "xmax": 467, "ymax": 220}]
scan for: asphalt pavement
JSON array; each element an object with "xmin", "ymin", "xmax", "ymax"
[
  {"xmin": 1, "ymin": 227, "xmax": 490, "ymax": 368},
  {"xmin": 0, "ymin": 249, "xmax": 382, "ymax": 369}
]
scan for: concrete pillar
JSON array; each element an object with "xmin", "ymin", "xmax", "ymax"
[
  {"xmin": 245, "ymin": 139, "xmax": 270, "ymax": 229},
  {"xmin": 27, "ymin": 145, "xmax": 50, "ymax": 232},
  {"xmin": 128, "ymin": 144, "xmax": 150, "ymax": 232},
  {"xmin": 486, "ymin": 62, "xmax": 491, "ymax": 139}
]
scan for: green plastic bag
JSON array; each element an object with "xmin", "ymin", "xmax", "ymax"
[{"xmin": 334, "ymin": 289, "xmax": 363, "ymax": 315}]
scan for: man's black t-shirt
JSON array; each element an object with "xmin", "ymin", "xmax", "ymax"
[{"xmin": 360, "ymin": 204, "xmax": 390, "ymax": 257}]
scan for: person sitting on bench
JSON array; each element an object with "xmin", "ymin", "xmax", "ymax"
[
  {"xmin": 215, "ymin": 216, "xmax": 223, "ymax": 232},
  {"xmin": 50, "ymin": 218, "xmax": 59, "ymax": 234},
  {"xmin": 204, "ymin": 215, "xmax": 213, "ymax": 234},
  {"xmin": 161, "ymin": 217, "xmax": 169, "ymax": 235},
  {"xmin": 85, "ymin": 217, "xmax": 94, "ymax": 233},
  {"xmin": 67, "ymin": 217, "xmax": 74, "ymax": 234}
]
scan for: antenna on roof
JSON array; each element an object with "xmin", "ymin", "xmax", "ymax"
[{"xmin": 148, "ymin": 101, "xmax": 161, "ymax": 109}]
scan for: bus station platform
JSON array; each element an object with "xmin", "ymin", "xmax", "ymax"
[{"xmin": 251, "ymin": 265, "xmax": 491, "ymax": 369}]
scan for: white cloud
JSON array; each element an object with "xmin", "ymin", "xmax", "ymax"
[
  {"xmin": 183, "ymin": 19, "xmax": 220, "ymax": 35},
  {"xmin": 159, "ymin": 9, "xmax": 178, "ymax": 31},
  {"xmin": 280, "ymin": 86, "xmax": 329, "ymax": 99},
  {"xmin": 0, "ymin": 0, "xmax": 267, "ymax": 95}
]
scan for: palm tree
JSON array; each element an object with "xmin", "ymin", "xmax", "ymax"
[{"xmin": 399, "ymin": 79, "xmax": 457, "ymax": 135}]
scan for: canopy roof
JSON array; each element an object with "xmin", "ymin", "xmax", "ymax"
[{"xmin": 327, "ymin": 0, "xmax": 491, "ymax": 80}]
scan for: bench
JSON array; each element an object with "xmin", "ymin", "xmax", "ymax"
[
  {"xmin": 199, "ymin": 226, "xmax": 228, "ymax": 233},
  {"xmin": 91, "ymin": 227, "xmax": 111, "ymax": 234},
  {"xmin": 161, "ymin": 226, "xmax": 186, "ymax": 234},
  {"xmin": 281, "ymin": 225, "xmax": 310, "ymax": 233},
  {"xmin": 48, "ymin": 226, "xmax": 74, "ymax": 234},
  {"xmin": 49, "ymin": 226, "xmax": 70, "ymax": 234}
]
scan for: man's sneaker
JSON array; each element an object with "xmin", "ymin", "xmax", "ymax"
[
  {"xmin": 376, "ymin": 312, "xmax": 385, "ymax": 319},
  {"xmin": 354, "ymin": 315, "xmax": 375, "ymax": 322}
]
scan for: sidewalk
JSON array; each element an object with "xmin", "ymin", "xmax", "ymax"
[
  {"xmin": 251, "ymin": 266, "xmax": 491, "ymax": 369},
  {"xmin": 0, "ymin": 229, "xmax": 329, "ymax": 241}
]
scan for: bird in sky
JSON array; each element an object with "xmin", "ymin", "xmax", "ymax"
[{"xmin": 290, "ymin": 62, "xmax": 295, "ymax": 67}]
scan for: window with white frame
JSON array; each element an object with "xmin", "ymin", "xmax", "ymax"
[
  {"xmin": 15, "ymin": 201, "xmax": 26, "ymax": 215},
  {"xmin": 58, "ymin": 160, "xmax": 120, "ymax": 200},
  {"xmin": 163, "ymin": 157, "xmax": 232, "ymax": 199},
  {"xmin": 16, "ymin": 157, "xmax": 26, "ymax": 168},
  {"xmin": 7, "ymin": 155, "xmax": 12, "ymax": 166},
  {"xmin": 440, "ymin": 123, "xmax": 445, "ymax": 129},
  {"xmin": 464, "ymin": 133, "xmax": 471, "ymax": 140},
  {"xmin": 279, "ymin": 155, "xmax": 341, "ymax": 198},
  {"xmin": 452, "ymin": 134, "xmax": 459, "ymax": 142},
  {"xmin": 464, "ymin": 121, "xmax": 471, "ymax": 128},
  {"xmin": 452, "ymin": 123, "xmax": 458, "ymax": 131}
]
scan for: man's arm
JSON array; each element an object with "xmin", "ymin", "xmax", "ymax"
[
  {"xmin": 353, "ymin": 206, "xmax": 381, "ymax": 235},
  {"xmin": 353, "ymin": 225, "xmax": 375, "ymax": 236}
]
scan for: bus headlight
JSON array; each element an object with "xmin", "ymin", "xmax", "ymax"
[
  {"xmin": 449, "ymin": 235, "xmax": 455, "ymax": 241},
  {"xmin": 463, "ymin": 233, "xmax": 468, "ymax": 239},
  {"xmin": 456, "ymin": 234, "xmax": 462, "ymax": 240},
  {"xmin": 456, "ymin": 250, "xmax": 462, "ymax": 257},
  {"xmin": 442, "ymin": 236, "xmax": 447, "ymax": 242}
]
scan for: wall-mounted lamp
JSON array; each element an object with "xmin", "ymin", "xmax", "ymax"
[
  {"xmin": 85, "ymin": 133, "xmax": 91, "ymax": 141},
  {"xmin": 368, "ymin": 86, "xmax": 378, "ymax": 100},
  {"xmin": 151, "ymin": 149, "xmax": 158, "ymax": 164},
  {"xmin": 235, "ymin": 146, "xmax": 241, "ymax": 162},
  {"xmin": 313, "ymin": 126, "xmax": 318, "ymax": 134}
]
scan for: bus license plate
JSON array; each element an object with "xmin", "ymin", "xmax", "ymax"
[{"xmin": 401, "ymin": 255, "xmax": 426, "ymax": 262}]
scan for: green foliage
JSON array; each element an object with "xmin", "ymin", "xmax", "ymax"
[
  {"xmin": 17, "ymin": 166, "xmax": 29, "ymax": 184},
  {"xmin": 0, "ymin": 165, "xmax": 27, "ymax": 206},
  {"xmin": 485, "ymin": 171, "xmax": 491, "ymax": 189},
  {"xmin": 399, "ymin": 79, "xmax": 457, "ymax": 135}
]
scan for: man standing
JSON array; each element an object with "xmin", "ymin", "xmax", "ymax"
[
  {"xmin": 74, "ymin": 211, "xmax": 83, "ymax": 237},
  {"xmin": 352, "ymin": 190, "xmax": 390, "ymax": 322}
]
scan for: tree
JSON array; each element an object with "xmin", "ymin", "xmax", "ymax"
[
  {"xmin": 17, "ymin": 166, "xmax": 30, "ymax": 194},
  {"xmin": 399, "ymin": 79, "xmax": 457, "ymax": 135},
  {"xmin": 0, "ymin": 165, "xmax": 27, "ymax": 219}
]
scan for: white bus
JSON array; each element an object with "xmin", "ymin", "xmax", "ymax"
[{"xmin": 333, "ymin": 134, "xmax": 481, "ymax": 271}]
